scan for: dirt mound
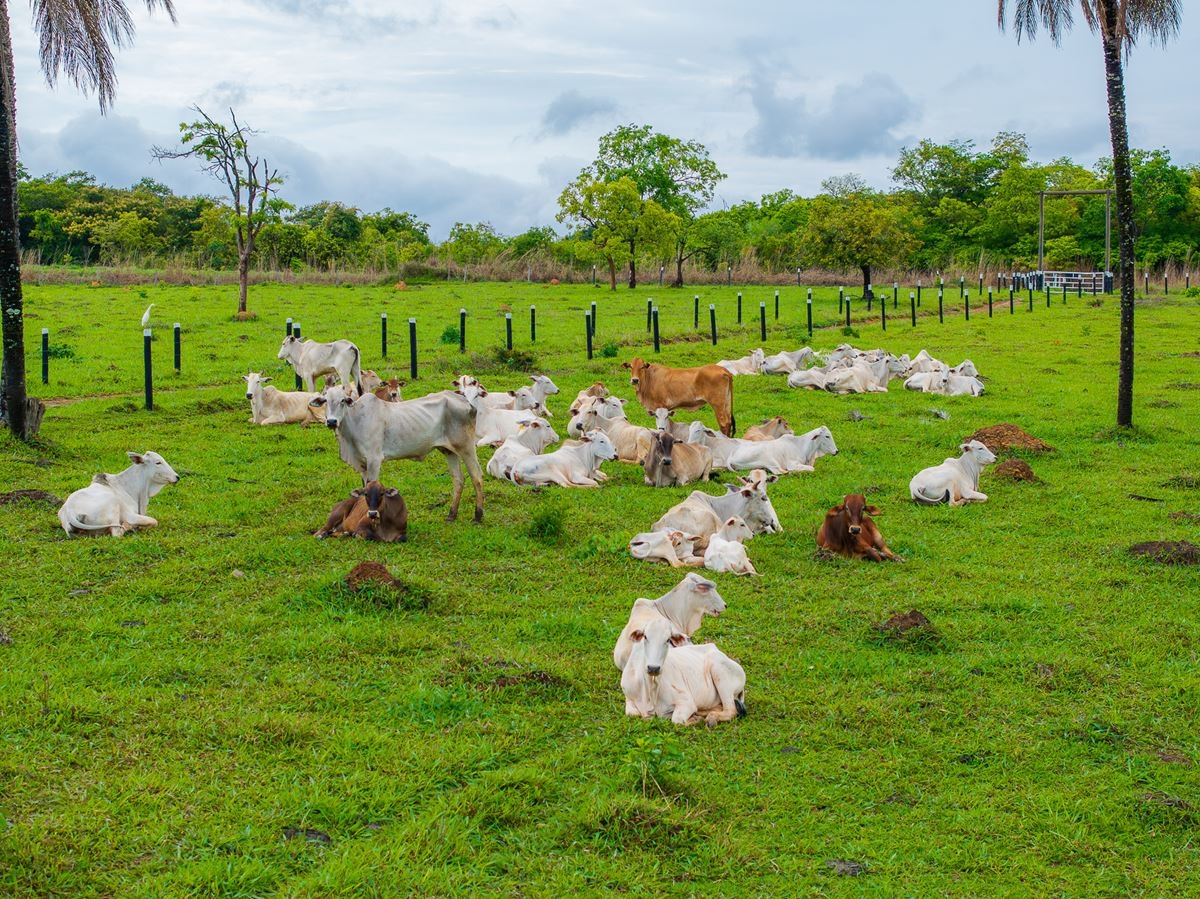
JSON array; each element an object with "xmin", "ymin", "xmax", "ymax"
[
  {"xmin": 0, "ymin": 489, "xmax": 61, "ymax": 507},
  {"xmin": 344, "ymin": 561, "xmax": 433, "ymax": 610},
  {"xmin": 965, "ymin": 423, "xmax": 1054, "ymax": 453},
  {"xmin": 346, "ymin": 560, "xmax": 401, "ymax": 591},
  {"xmin": 994, "ymin": 459, "xmax": 1036, "ymax": 481},
  {"xmin": 876, "ymin": 609, "xmax": 931, "ymax": 634},
  {"xmin": 1129, "ymin": 541, "xmax": 1200, "ymax": 565}
]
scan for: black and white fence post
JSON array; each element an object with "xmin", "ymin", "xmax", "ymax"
[
  {"xmin": 653, "ymin": 307, "xmax": 661, "ymax": 353},
  {"xmin": 531, "ymin": 305, "xmax": 537, "ymax": 343},
  {"xmin": 41, "ymin": 328, "xmax": 49, "ymax": 384},
  {"xmin": 1009, "ymin": 285, "xmax": 1015, "ymax": 313},
  {"xmin": 759, "ymin": 302, "xmax": 767, "ymax": 341},
  {"xmin": 694, "ymin": 295, "xmax": 700, "ymax": 330},
  {"xmin": 910, "ymin": 292, "xmax": 916, "ymax": 328},
  {"xmin": 796, "ymin": 267, "xmax": 801, "ymax": 287},
  {"xmin": 408, "ymin": 319, "xmax": 418, "ymax": 380},
  {"xmin": 1164, "ymin": 274, "xmax": 1169, "ymax": 296},
  {"xmin": 917, "ymin": 279, "xmax": 922, "ymax": 306},
  {"xmin": 807, "ymin": 289, "xmax": 813, "ymax": 337},
  {"xmin": 592, "ymin": 265, "xmax": 597, "ymax": 285},
  {"xmin": 292, "ymin": 324, "xmax": 302, "ymax": 388},
  {"xmin": 965, "ymin": 290, "xmax": 970, "ymax": 322},
  {"xmin": 659, "ymin": 266, "xmax": 664, "ymax": 287},
  {"xmin": 381, "ymin": 312, "xmax": 388, "ymax": 358},
  {"xmin": 709, "ymin": 304, "xmax": 717, "ymax": 345},
  {"xmin": 988, "ymin": 288, "xmax": 993, "ymax": 318},
  {"xmin": 774, "ymin": 289, "xmax": 780, "ymax": 320},
  {"xmin": 737, "ymin": 292, "xmax": 742, "ymax": 324},
  {"xmin": 893, "ymin": 281, "xmax": 898, "ymax": 309},
  {"xmin": 173, "ymin": 322, "xmax": 181, "ymax": 372},
  {"xmin": 460, "ymin": 309, "xmax": 467, "ymax": 353},
  {"xmin": 881, "ymin": 296, "xmax": 887, "ymax": 332},
  {"xmin": 938, "ymin": 290, "xmax": 944, "ymax": 324},
  {"xmin": 285, "ymin": 317, "xmax": 293, "ymax": 337},
  {"xmin": 726, "ymin": 264, "xmax": 731, "ymax": 287},
  {"xmin": 838, "ymin": 287, "xmax": 844, "ymax": 315},
  {"xmin": 505, "ymin": 313, "xmax": 513, "ymax": 350},
  {"xmin": 143, "ymin": 328, "xmax": 153, "ymax": 411},
  {"xmin": 845, "ymin": 299, "xmax": 851, "ymax": 329},
  {"xmin": 646, "ymin": 297, "xmax": 653, "ymax": 332},
  {"xmin": 590, "ymin": 300, "xmax": 597, "ymax": 332}
]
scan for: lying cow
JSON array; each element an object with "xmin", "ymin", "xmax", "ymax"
[
  {"xmin": 743, "ymin": 416, "xmax": 793, "ymax": 441},
  {"xmin": 315, "ymin": 480, "xmax": 408, "ymax": 542},
  {"xmin": 58, "ymin": 451, "xmax": 180, "ymax": 536},
  {"xmin": 816, "ymin": 494, "xmax": 903, "ymax": 562},
  {"xmin": 761, "ymin": 347, "xmax": 817, "ymax": 375},
  {"xmin": 373, "ymin": 377, "xmax": 405, "ymax": 402},
  {"xmin": 567, "ymin": 395, "xmax": 627, "ymax": 438},
  {"xmin": 486, "ymin": 417, "xmax": 559, "ymax": 482},
  {"xmin": 509, "ymin": 430, "xmax": 617, "ymax": 488},
  {"xmin": 613, "ymin": 572, "xmax": 725, "ymax": 670},
  {"xmin": 690, "ymin": 422, "xmax": 837, "ymax": 474},
  {"xmin": 278, "ymin": 335, "xmax": 362, "ymax": 393},
  {"xmin": 574, "ymin": 404, "xmax": 654, "ymax": 464},
  {"xmin": 624, "ymin": 357, "xmax": 735, "ymax": 437},
  {"xmin": 642, "ymin": 430, "xmax": 712, "ymax": 487},
  {"xmin": 704, "ymin": 516, "xmax": 758, "ymax": 576},
  {"xmin": 244, "ymin": 371, "xmax": 323, "ymax": 425},
  {"xmin": 568, "ymin": 382, "xmax": 609, "ymax": 416},
  {"xmin": 910, "ymin": 439, "xmax": 997, "ymax": 506},
  {"xmin": 653, "ymin": 472, "xmax": 782, "ymax": 539},
  {"xmin": 628, "ymin": 530, "xmax": 704, "ymax": 568},
  {"xmin": 717, "ymin": 348, "xmax": 765, "ymax": 375},
  {"xmin": 621, "ymin": 617, "xmax": 747, "ymax": 726}
]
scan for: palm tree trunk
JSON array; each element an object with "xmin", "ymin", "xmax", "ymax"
[
  {"xmin": 1102, "ymin": 8, "xmax": 1135, "ymax": 428},
  {"xmin": 0, "ymin": 4, "xmax": 29, "ymax": 439}
]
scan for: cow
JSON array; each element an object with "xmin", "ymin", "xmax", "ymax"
[
  {"xmin": 278, "ymin": 335, "xmax": 363, "ymax": 394},
  {"xmin": 761, "ymin": 347, "xmax": 817, "ymax": 375},
  {"xmin": 459, "ymin": 385, "xmax": 550, "ymax": 447},
  {"xmin": 904, "ymin": 367, "xmax": 949, "ymax": 392},
  {"xmin": 652, "ymin": 407, "xmax": 697, "ymax": 442},
  {"xmin": 613, "ymin": 572, "xmax": 725, "ymax": 670},
  {"xmin": 642, "ymin": 430, "xmax": 713, "ymax": 487},
  {"xmin": 910, "ymin": 439, "xmax": 997, "ymax": 506},
  {"xmin": 652, "ymin": 474, "xmax": 782, "ymax": 539},
  {"xmin": 623, "ymin": 357, "xmax": 735, "ymax": 437},
  {"xmin": 509, "ymin": 430, "xmax": 617, "ymax": 488},
  {"xmin": 628, "ymin": 530, "xmax": 704, "ymax": 568},
  {"xmin": 621, "ymin": 618, "xmax": 747, "ymax": 726},
  {"xmin": 373, "ymin": 377, "xmax": 405, "ymax": 402},
  {"xmin": 575, "ymin": 404, "xmax": 655, "ymax": 464},
  {"xmin": 816, "ymin": 494, "xmax": 903, "ymax": 562},
  {"xmin": 934, "ymin": 371, "xmax": 986, "ymax": 397},
  {"xmin": 360, "ymin": 370, "xmax": 384, "ymax": 395},
  {"xmin": 903, "ymin": 349, "xmax": 944, "ymax": 376},
  {"xmin": 567, "ymin": 395, "xmax": 627, "ymax": 438},
  {"xmin": 823, "ymin": 355, "xmax": 908, "ymax": 394},
  {"xmin": 309, "ymin": 385, "xmax": 484, "ymax": 522},
  {"xmin": 486, "ymin": 417, "xmax": 559, "ymax": 482},
  {"xmin": 717, "ymin": 348, "xmax": 766, "ymax": 375},
  {"xmin": 743, "ymin": 416, "xmax": 793, "ymax": 441},
  {"xmin": 688, "ymin": 422, "xmax": 836, "ymax": 474},
  {"xmin": 703, "ymin": 516, "xmax": 758, "ymax": 576},
  {"xmin": 58, "ymin": 451, "xmax": 180, "ymax": 537},
  {"xmin": 568, "ymin": 382, "xmax": 609, "ymax": 416},
  {"xmin": 314, "ymin": 480, "xmax": 408, "ymax": 542},
  {"xmin": 243, "ymin": 372, "xmax": 324, "ymax": 425},
  {"xmin": 786, "ymin": 368, "xmax": 831, "ymax": 390}
]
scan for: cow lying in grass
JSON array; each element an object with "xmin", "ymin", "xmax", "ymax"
[
  {"xmin": 58, "ymin": 451, "xmax": 179, "ymax": 536},
  {"xmin": 910, "ymin": 440, "xmax": 997, "ymax": 506},
  {"xmin": 816, "ymin": 494, "xmax": 903, "ymax": 562},
  {"xmin": 315, "ymin": 481, "xmax": 408, "ymax": 542}
]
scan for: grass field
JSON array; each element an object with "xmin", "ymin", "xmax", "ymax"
[{"xmin": 2, "ymin": 279, "xmax": 1199, "ymax": 896}]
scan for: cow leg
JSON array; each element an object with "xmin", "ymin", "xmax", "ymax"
[
  {"xmin": 460, "ymin": 447, "xmax": 485, "ymax": 523},
  {"xmin": 439, "ymin": 449, "xmax": 465, "ymax": 522}
]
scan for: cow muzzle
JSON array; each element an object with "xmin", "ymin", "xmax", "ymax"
[
  {"xmin": 367, "ymin": 509, "xmax": 380, "ymax": 520},
  {"xmin": 646, "ymin": 665, "xmax": 661, "ymax": 677},
  {"xmin": 325, "ymin": 418, "xmax": 339, "ymax": 429},
  {"xmin": 849, "ymin": 525, "xmax": 862, "ymax": 535},
  {"xmin": 630, "ymin": 377, "xmax": 639, "ymax": 386}
]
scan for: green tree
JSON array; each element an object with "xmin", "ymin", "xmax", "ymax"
[
  {"xmin": 799, "ymin": 179, "xmax": 918, "ymax": 299},
  {"xmin": 442, "ymin": 222, "xmax": 504, "ymax": 267},
  {"xmin": 2, "ymin": 0, "xmax": 176, "ymax": 439},
  {"xmin": 998, "ymin": 0, "xmax": 1181, "ymax": 429},
  {"xmin": 153, "ymin": 106, "xmax": 286, "ymax": 316}
]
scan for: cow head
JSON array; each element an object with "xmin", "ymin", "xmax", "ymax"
[
  {"xmin": 727, "ymin": 476, "xmax": 782, "ymax": 534},
  {"xmin": 629, "ymin": 617, "xmax": 689, "ymax": 677},
  {"xmin": 277, "ymin": 335, "xmax": 300, "ymax": 360},
  {"xmin": 622, "ymin": 357, "xmax": 648, "ymax": 387},
  {"xmin": 309, "ymin": 385, "xmax": 354, "ymax": 429},
  {"xmin": 960, "ymin": 439, "xmax": 997, "ymax": 465},
  {"xmin": 653, "ymin": 430, "xmax": 675, "ymax": 467},
  {"xmin": 351, "ymin": 481, "xmax": 399, "ymax": 521},
  {"xmin": 580, "ymin": 430, "xmax": 618, "ymax": 462},
  {"xmin": 677, "ymin": 572, "xmax": 726, "ymax": 618},
  {"xmin": 833, "ymin": 494, "xmax": 880, "ymax": 536},
  {"xmin": 530, "ymin": 374, "xmax": 560, "ymax": 395},
  {"xmin": 243, "ymin": 371, "xmax": 271, "ymax": 399},
  {"xmin": 128, "ymin": 450, "xmax": 181, "ymax": 490}
]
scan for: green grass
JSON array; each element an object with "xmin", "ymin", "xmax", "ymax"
[{"xmin": 2, "ymin": 280, "xmax": 1200, "ymax": 896}]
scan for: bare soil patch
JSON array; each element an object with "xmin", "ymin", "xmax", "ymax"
[
  {"xmin": 344, "ymin": 561, "xmax": 433, "ymax": 610},
  {"xmin": 964, "ymin": 423, "xmax": 1054, "ymax": 453},
  {"xmin": 1163, "ymin": 475, "xmax": 1200, "ymax": 490},
  {"xmin": 1129, "ymin": 541, "xmax": 1200, "ymax": 565},
  {"xmin": 0, "ymin": 489, "xmax": 61, "ymax": 507},
  {"xmin": 876, "ymin": 609, "xmax": 932, "ymax": 634},
  {"xmin": 994, "ymin": 459, "xmax": 1037, "ymax": 482}
]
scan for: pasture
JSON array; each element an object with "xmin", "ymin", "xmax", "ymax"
[{"xmin": 2, "ymin": 279, "xmax": 1199, "ymax": 896}]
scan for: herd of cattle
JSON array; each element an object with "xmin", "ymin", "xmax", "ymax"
[{"xmin": 53, "ymin": 333, "xmax": 1002, "ymax": 726}]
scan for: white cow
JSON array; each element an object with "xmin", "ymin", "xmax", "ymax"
[
  {"xmin": 621, "ymin": 618, "xmax": 747, "ymax": 726},
  {"xmin": 936, "ymin": 372, "xmax": 986, "ymax": 396},
  {"xmin": 717, "ymin": 348, "xmax": 766, "ymax": 375},
  {"xmin": 628, "ymin": 530, "xmax": 704, "ymax": 568},
  {"xmin": 278, "ymin": 335, "xmax": 362, "ymax": 393},
  {"xmin": 786, "ymin": 368, "xmax": 831, "ymax": 390},
  {"xmin": 460, "ymin": 385, "xmax": 549, "ymax": 447},
  {"xmin": 653, "ymin": 474, "xmax": 782, "ymax": 539},
  {"xmin": 575, "ymin": 405, "xmax": 654, "ymax": 463},
  {"xmin": 823, "ymin": 355, "xmax": 908, "ymax": 394},
  {"xmin": 58, "ymin": 451, "xmax": 180, "ymax": 536},
  {"xmin": 904, "ymin": 367, "xmax": 949, "ymax": 392},
  {"xmin": 761, "ymin": 347, "xmax": 817, "ymax": 374},
  {"xmin": 722, "ymin": 426, "xmax": 838, "ymax": 474},
  {"xmin": 310, "ymin": 385, "xmax": 484, "ymax": 522},
  {"xmin": 703, "ymin": 516, "xmax": 758, "ymax": 576},
  {"xmin": 509, "ymin": 430, "xmax": 617, "ymax": 488},
  {"xmin": 950, "ymin": 359, "xmax": 979, "ymax": 378},
  {"xmin": 486, "ymin": 418, "xmax": 559, "ymax": 482},
  {"xmin": 909, "ymin": 439, "xmax": 997, "ymax": 506},
  {"xmin": 903, "ymin": 349, "xmax": 944, "ymax": 376},
  {"xmin": 613, "ymin": 572, "xmax": 725, "ymax": 670},
  {"xmin": 243, "ymin": 372, "xmax": 323, "ymax": 424},
  {"xmin": 566, "ymin": 395, "xmax": 627, "ymax": 438}
]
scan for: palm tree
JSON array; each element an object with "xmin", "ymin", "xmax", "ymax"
[
  {"xmin": 1, "ymin": 0, "xmax": 175, "ymax": 440},
  {"xmin": 997, "ymin": 0, "xmax": 1181, "ymax": 429}
]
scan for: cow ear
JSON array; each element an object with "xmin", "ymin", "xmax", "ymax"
[
  {"xmin": 351, "ymin": 487, "xmax": 366, "ymax": 497},
  {"xmin": 127, "ymin": 452, "xmax": 145, "ymax": 464},
  {"xmin": 669, "ymin": 633, "xmax": 688, "ymax": 647},
  {"xmin": 866, "ymin": 505, "xmax": 881, "ymax": 515},
  {"xmin": 620, "ymin": 361, "xmax": 631, "ymax": 370},
  {"xmin": 740, "ymin": 488, "xmax": 753, "ymax": 498},
  {"xmin": 765, "ymin": 474, "xmax": 778, "ymax": 483},
  {"xmin": 725, "ymin": 517, "xmax": 737, "ymax": 526},
  {"xmin": 309, "ymin": 396, "xmax": 326, "ymax": 407},
  {"xmin": 385, "ymin": 488, "xmax": 400, "ymax": 497},
  {"xmin": 261, "ymin": 377, "xmax": 273, "ymax": 384},
  {"xmin": 630, "ymin": 629, "xmax": 645, "ymax": 642}
]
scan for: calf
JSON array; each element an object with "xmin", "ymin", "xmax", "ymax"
[
  {"xmin": 58, "ymin": 451, "xmax": 180, "ymax": 537},
  {"xmin": 621, "ymin": 617, "xmax": 747, "ymax": 726},
  {"xmin": 486, "ymin": 417, "xmax": 559, "ymax": 482},
  {"xmin": 761, "ymin": 347, "xmax": 817, "ymax": 375},
  {"xmin": 509, "ymin": 430, "xmax": 617, "ymax": 487},
  {"xmin": 910, "ymin": 439, "xmax": 996, "ymax": 506},
  {"xmin": 244, "ymin": 372, "xmax": 324, "ymax": 425},
  {"xmin": 742, "ymin": 416, "xmax": 793, "ymax": 441},
  {"xmin": 642, "ymin": 430, "xmax": 712, "ymax": 487},
  {"xmin": 315, "ymin": 481, "xmax": 408, "ymax": 542},
  {"xmin": 703, "ymin": 516, "xmax": 758, "ymax": 576},
  {"xmin": 717, "ymin": 348, "xmax": 765, "ymax": 375},
  {"xmin": 373, "ymin": 377, "xmax": 405, "ymax": 402},
  {"xmin": 628, "ymin": 530, "xmax": 704, "ymax": 568},
  {"xmin": 613, "ymin": 572, "xmax": 725, "ymax": 670},
  {"xmin": 816, "ymin": 494, "xmax": 903, "ymax": 562}
]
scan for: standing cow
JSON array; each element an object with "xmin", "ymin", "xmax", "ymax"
[
  {"xmin": 278, "ymin": 335, "xmax": 363, "ymax": 394},
  {"xmin": 622, "ymin": 357, "xmax": 736, "ymax": 437}
]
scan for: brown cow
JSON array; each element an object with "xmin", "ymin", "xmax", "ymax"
[
  {"xmin": 816, "ymin": 494, "xmax": 903, "ymax": 562},
  {"xmin": 372, "ymin": 378, "xmax": 405, "ymax": 402},
  {"xmin": 315, "ymin": 481, "xmax": 408, "ymax": 542},
  {"xmin": 622, "ymin": 358, "xmax": 735, "ymax": 437},
  {"xmin": 743, "ymin": 416, "xmax": 793, "ymax": 441},
  {"xmin": 642, "ymin": 429, "xmax": 713, "ymax": 487}
]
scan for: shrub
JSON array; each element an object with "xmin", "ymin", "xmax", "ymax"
[
  {"xmin": 600, "ymin": 341, "xmax": 619, "ymax": 358},
  {"xmin": 440, "ymin": 325, "xmax": 460, "ymax": 345},
  {"xmin": 491, "ymin": 345, "xmax": 538, "ymax": 372},
  {"xmin": 527, "ymin": 507, "xmax": 566, "ymax": 545}
]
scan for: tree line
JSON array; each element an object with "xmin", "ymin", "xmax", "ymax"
[{"xmin": 17, "ymin": 130, "xmax": 1199, "ymax": 287}]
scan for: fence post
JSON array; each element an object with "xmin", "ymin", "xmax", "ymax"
[
  {"xmin": 959, "ymin": 276, "xmax": 965, "ymax": 298},
  {"xmin": 1062, "ymin": 284, "xmax": 1067, "ymax": 305},
  {"xmin": 807, "ymin": 289, "xmax": 813, "ymax": 337},
  {"xmin": 910, "ymin": 292, "xmax": 916, "ymax": 328},
  {"xmin": 938, "ymin": 290, "xmax": 944, "ymax": 324},
  {"xmin": 592, "ymin": 265, "xmax": 596, "ymax": 285},
  {"xmin": 988, "ymin": 288, "xmax": 993, "ymax": 318},
  {"xmin": 653, "ymin": 307, "xmax": 661, "ymax": 353},
  {"xmin": 737, "ymin": 292, "xmax": 742, "ymax": 324},
  {"xmin": 759, "ymin": 302, "xmax": 767, "ymax": 341},
  {"xmin": 531, "ymin": 305, "xmax": 537, "ymax": 343},
  {"xmin": 1046, "ymin": 284, "xmax": 1051, "ymax": 308},
  {"xmin": 917, "ymin": 279, "xmax": 922, "ymax": 306},
  {"xmin": 881, "ymin": 296, "xmax": 886, "ymax": 332},
  {"xmin": 978, "ymin": 273, "xmax": 983, "ymax": 296},
  {"xmin": 285, "ymin": 317, "xmax": 293, "ymax": 337},
  {"xmin": 173, "ymin": 323, "xmax": 181, "ymax": 372},
  {"xmin": 1164, "ymin": 274, "xmax": 1169, "ymax": 296},
  {"xmin": 694, "ymin": 295, "xmax": 699, "ymax": 329},
  {"xmin": 709, "ymin": 304, "xmax": 717, "ymax": 345},
  {"xmin": 143, "ymin": 328, "xmax": 153, "ymax": 411},
  {"xmin": 774, "ymin": 289, "xmax": 780, "ymax": 320},
  {"xmin": 867, "ymin": 283, "xmax": 873, "ymax": 312},
  {"xmin": 646, "ymin": 297, "xmax": 653, "ymax": 332},
  {"xmin": 965, "ymin": 290, "xmax": 970, "ymax": 322},
  {"xmin": 845, "ymin": 299, "xmax": 850, "ymax": 329},
  {"xmin": 408, "ymin": 319, "xmax": 417, "ymax": 380},
  {"xmin": 585, "ymin": 312, "xmax": 593, "ymax": 359},
  {"xmin": 381, "ymin": 312, "xmax": 388, "ymax": 358},
  {"xmin": 727, "ymin": 264, "xmax": 731, "ymax": 287},
  {"xmin": 659, "ymin": 266, "xmax": 664, "ymax": 287},
  {"xmin": 41, "ymin": 328, "xmax": 49, "ymax": 384},
  {"xmin": 796, "ymin": 267, "xmax": 801, "ymax": 287},
  {"xmin": 292, "ymin": 324, "xmax": 302, "ymax": 388},
  {"xmin": 505, "ymin": 313, "xmax": 513, "ymax": 350},
  {"xmin": 1009, "ymin": 285, "xmax": 1015, "ymax": 313},
  {"xmin": 1144, "ymin": 271, "xmax": 1149, "ymax": 294},
  {"xmin": 893, "ymin": 281, "xmax": 898, "ymax": 309},
  {"xmin": 1028, "ymin": 285, "xmax": 1033, "ymax": 311},
  {"xmin": 838, "ymin": 287, "xmax": 844, "ymax": 315},
  {"xmin": 591, "ymin": 300, "xmax": 597, "ymax": 333},
  {"xmin": 460, "ymin": 308, "xmax": 466, "ymax": 353}
]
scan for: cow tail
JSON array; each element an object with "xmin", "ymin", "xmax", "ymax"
[
  {"xmin": 913, "ymin": 487, "xmax": 951, "ymax": 505},
  {"xmin": 730, "ymin": 411, "xmax": 736, "ymax": 437},
  {"xmin": 735, "ymin": 695, "xmax": 747, "ymax": 718},
  {"xmin": 352, "ymin": 345, "xmax": 363, "ymax": 396}
]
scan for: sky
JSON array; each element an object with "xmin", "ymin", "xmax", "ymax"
[{"xmin": 10, "ymin": 1, "xmax": 1196, "ymax": 241}]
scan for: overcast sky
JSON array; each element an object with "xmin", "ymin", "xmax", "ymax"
[{"xmin": 10, "ymin": 1, "xmax": 1196, "ymax": 241}]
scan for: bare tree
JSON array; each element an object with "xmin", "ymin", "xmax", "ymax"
[
  {"xmin": 153, "ymin": 107, "xmax": 284, "ymax": 316},
  {"xmin": 2, "ymin": 0, "xmax": 175, "ymax": 440},
  {"xmin": 998, "ymin": 0, "xmax": 1181, "ymax": 429}
]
